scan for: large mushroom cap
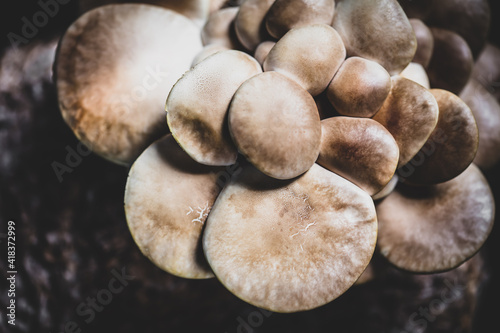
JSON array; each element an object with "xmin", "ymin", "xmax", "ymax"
[
  {"xmin": 55, "ymin": 4, "xmax": 202, "ymax": 165},
  {"xmin": 124, "ymin": 135, "xmax": 226, "ymax": 279},
  {"xmin": 234, "ymin": 0, "xmax": 275, "ymax": 52},
  {"xmin": 332, "ymin": 0, "xmax": 416, "ymax": 75},
  {"xmin": 203, "ymin": 163, "xmax": 377, "ymax": 312},
  {"xmin": 166, "ymin": 50, "xmax": 262, "ymax": 166},
  {"xmin": 376, "ymin": 164, "xmax": 495, "ymax": 273},
  {"xmin": 229, "ymin": 71, "xmax": 321, "ymax": 180}
]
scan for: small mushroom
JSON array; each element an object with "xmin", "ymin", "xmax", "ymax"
[
  {"xmin": 371, "ymin": 175, "xmax": 399, "ymax": 201},
  {"xmin": 191, "ymin": 44, "xmax": 229, "ymax": 67},
  {"xmin": 234, "ymin": 0, "xmax": 275, "ymax": 52},
  {"xmin": 399, "ymin": 89, "xmax": 478, "ymax": 185},
  {"xmin": 264, "ymin": 24, "xmax": 346, "ymax": 96},
  {"xmin": 203, "ymin": 163, "xmax": 377, "ymax": 312},
  {"xmin": 376, "ymin": 164, "xmax": 494, "ymax": 273},
  {"xmin": 265, "ymin": 0, "xmax": 335, "ymax": 39},
  {"xmin": 201, "ymin": 7, "xmax": 241, "ymax": 49},
  {"xmin": 400, "ymin": 62, "xmax": 430, "ymax": 89},
  {"xmin": 55, "ymin": 4, "xmax": 202, "ymax": 165},
  {"xmin": 472, "ymin": 43, "xmax": 500, "ymax": 102},
  {"xmin": 326, "ymin": 56, "xmax": 391, "ymax": 118},
  {"xmin": 166, "ymin": 50, "xmax": 262, "ymax": 166},
  {"xmin": 253, "ymin": 41, "xmax": 276, "ymax": 66},
  {"xmin": 373, "ymin": 76, "xmax": 439, "ymax": 167},
  {"xmin": 409, "ymin": 19, "xmax": 434, "ymax": 69},
  {"xmin": 228, "ymin": 71, "xmax": 321, "ymax": 179},
  {"xmin": 332, "ymin": 0, "xmax": 416, "ymax": 75},
  {"xmin": 318, "ymin": 117, "xmax": 399, "ymax": 196},
  {"xmin": 125, "ymin": 135, "xmax": 225, "ymax": 279}
]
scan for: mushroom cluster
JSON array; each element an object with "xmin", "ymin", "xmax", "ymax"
[{"xmin": 54, "ymin": 0, "xmax": 497, "ymax": 313}]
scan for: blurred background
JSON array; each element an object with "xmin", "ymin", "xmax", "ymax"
[{"xmin": 0, "ymin": 1, "xmax": 499, "ymax": 332}]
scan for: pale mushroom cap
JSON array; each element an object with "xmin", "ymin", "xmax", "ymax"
[
  {"xmin": 264, "ymin": 24, "xmax": 346, "ymax": 96},
  {"xmin": 460, "ymin": 79, "xmax": 500, "ymax": 169},
  {"xmin": 201, "ymin": 7, "xmax": 240, "ymax": 49},
  {"xmin": 427, "ymin": 28, "xmax": 473, "ymax": 95},
  {"xmin": 265, "ymin": 0, "xmax": 335, "ymax": 39},
  {"xmin": 191, "ymin": 44, "xmax": 229, "ymax": 67},
  {"xmin": 166, "ymin": 50, "xmax": 262, "ymax": 166},
  {"xmin": 229, "ymin": 71, "xmax": 321, "ymax": 180},
  {"xmin": 409, "ymin": 19, "xmax": 434, "ymax": 69},
  {"xmin": 318, "ymin": 117, "xmax": 399, "ymax": 196},
  {"xmin": 332, "ymin": 0, "xmax": 417, "ymax": 75},
  {"xmin": 472, "ymin": 43, "xmax": 500, "ymax": 101},
  {"xmin": 254, "ymin": 41, "xmax": 276, "ymax": 66},
  {"xmin": 371, "ymin": 174, "xmax": 399, "ymax": 201},
  {"xmin": 326, "ymin": 56, "xmax": 391, "ymax": 118},
  {"xmin": 373, "ymin": 76, "xmax": 439, "ymax": 167},
  {"xmin": 125, "ymin": 135, "xmax": 225, "ymax": 279},
  {"xmin": 56, "ymin": 4, "xmax": 202, "ymax": 165},
  {"xmin": 399, "ymin": 89, "xmax": 478, "ymax": 185},
  {"xmin": 234, "ymin": 0, "xmax": 275, "ymax": 52},
  {"xmin": 203, "ymin": 163, "xmax": 377, "ymax": 312},
  {"xmin": 400, "ymin": 62, "xmax": 430, "ymax": 89},
  {"xmin": 376, "ymin": 164, "xmax": 495, "ymax": 273}
]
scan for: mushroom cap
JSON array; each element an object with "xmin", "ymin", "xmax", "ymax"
[
  {"xmin": 264, "ymin": 24, "xmax": 346, "ymax": 96},
  {"xmin": 372, "ymin": 174, "xmax": 399, "ymax": 201},
  {"xmin": 376, "ymin": 164, "xmax": 494, "ymax": 273},
  {"xmin": 427, "ymin": 28, "xmax": 473, "ymax": 95},
  {"xmin": 409, "ymin": 19, "xmax": 434, "ymax": 69},
  {"xmin": 55, "ymin": 4, "xmax": 202, "ymax": 165},
  {"xmin": 332, "ymin": 0, "xmax": 416, "ymax": 75},
  {"xmin": 400, "ymin": 62, "xmax": 430, "ymax": 89},
  {"xmin": 201, "ymin": 7, "xmax": 240, "ymax": 49},
  {"xmin": 228, "ymin": 71, "xmax": 321, "ymax": 180},
  {"xmin": 125, "ymin": 135, "xmax": 225, "ymax": 279},
  {"xmin": 472, "ymin": 43, "xmax": 500, "ymax": 102},
  {"xmin": 318, "ymin": 117, "xmax": 399, "ymax": 196},
  {"xmin": 191, "ymin": 44, "xmax": 229, "ymax": 67},
  {"xmin": 265, "ymin": 0, "xmax": 335, "ymax": 39},
  {"xmin": 398, "ymin": 0, "xmax": 434, "ymax": 20},
  {"xmin": 373, "ymin": 76, "xmax": 439, "ymax": 167},
  {"xmin": 203, "ymin": 163, "xmax": 377, "ymax": 312},
  {"xmin": 234, "ymin": 0, "xmax": 275, "ymax": 52},
  {"xmin": 400, "ymin": 89, "xmax": 478, "ymax": 185},
  {"xmin": 326, "ymin": 56, "xmax": 391, "ymax": 118},
  {"xmin": 253, "ymin": 41, "xmax": 276, "ymax": 66},
  {"xmin": 460, "ymin": 80, "xmax": 500, "ymax": 169},
  {"xmin": 166, "ymin": 50, "xmax": 262, "ymax": 166}
]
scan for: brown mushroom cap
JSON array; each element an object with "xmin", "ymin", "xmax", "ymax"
[
  {"xmin": 460, "ymin": 80, "xmax": 500, "ymax": 170},
  {"xmin": 427, "ymin": 28, "xmax": 473, "ymax": 95},
  {"xmin": 376, "ymin": 164, "xmax": 494, "ymax": 273},
  {"xmin": 398, "ymin": 0, "xmax": 434, "ymax": 20},
  {"xmin": 372, "ymin": 174, "xmax": 399, "ymax": 201},
  {"xmin": 399, "ymin": 89, "xmax": 478, "ymax": 185},
  {"xmin": 409, "ymin": 19, "xmax": 434, "ymax": 69},
  {"xmin": 203, "ymin": 163, "xmax": 377, "ymax": 312},
  {"xmin": 472, "ymin": 43, "xmax": 500, "ymax": 102},
  {"xmin": 332, "ymin": 0, "xmax": 416, "ymax": 75},
  {"xmin": 253, "ymin": 41, "xmax": 276, "ymax": 66},
  {"xmin": 234, "ymin": 0, "xmax": 275, "ymax": 52},
  {"xmin": 326, "ymin": 56, "xmax": 391, "ymax": 118},
  {"xmin": 166, "ymin": 50, "xmax": 262, "ymax": 166},
  {"xmin": 318, "ymin": 117, "xmax": 399, "ymax": 196},
  {"xmin": 264, "ymin": 24, "xmax": 346, "ymax": 96},
  {"xmin": 125, "ymin": 135, "xmax": 225, "ymax": 279},
  {"xmin": 229, "ymin": 71, "xmax": 321, "ymax": 180},
  {"xmin": 201, "ymin": 7, "xmax": 240, "ymax": 49},
  {"xmin": 373, "ymin": 76, "xmax": 439, "ymax": 167},
  {"xmin": 400, "ymin": 62, "xmax": 430, "ymax": 89},
  {"xmin": 55, "ymin": 4, "xmax": 202, "ymax": 165},
  {"xmin": 265, "ymin": 0, "xmax": 335, "ymax": 39},
  {"xmin": 191, "ymin": 44, "xmax": 229, "ymax": 67}
]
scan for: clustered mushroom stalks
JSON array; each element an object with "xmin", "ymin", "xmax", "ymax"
[{"xmin": 54, "ymin": 0, "xmax": 497, "ymax": 312}]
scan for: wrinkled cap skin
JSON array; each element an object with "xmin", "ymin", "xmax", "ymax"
[
  {"xmin": 332, "ymin": 0, "xmax": 417, "ymax": 75},
  {"xmin": 427, "ymin": 28, "xmax": 473, "ymax": 95},
  {"xmin": 318, "ymin": 117, "xmax": 399, "ymax": 196},
  {"xmin": 400, "ymin": 62, "xmax": 430, "ymax": 89},
  {"xmin": 229, "ymin": 72, "xmax": 321, "ymax": 180},
  {"xmin": 125, "ymin": 135, "xmax": 225, "ymax": 279},
  {"xmin": 409, "ymin": 19, "xmax": 434, "ymax": 69},
  {"xmin": 400, "ymin": 89, "xmax": 478, "ymax": 185},
  {"xmin": 254, "ymin": 41, "xmax": 276, "ymax": 66},
  {"xmin": 264, "ymin": 24, "xmax": 346, "ymax": 96},
  {"xmin": 373, "ymin": 77, "xmax": 439, "ymax": 167},
  {"xmin": 265, "ymin": 0, "xmax": 335, "ymax": 39},
  {"xmin": 55, "ymin": 4, "xmax": 202, "ymax": 165},
  {"xmin": 377, "ymin": 164, "xmax": 495, "ymax": 273},
  {"xmin": 166, "ymin": 50, "xmax": 262, "ymax": 166},
  {"xmin": 203, "ymin": 163, "xmax": 378, "ymax": 312},
  {"xmin": 326, "ymin": 56, "xmax": 391, "ymax": 118},
  {"xmin": 201, "ymin": 7, "xmax": 240, "ymax": 49},
  {"xmin": 235, "ymin": 0, "xmax": 275, "ymax": 52}
]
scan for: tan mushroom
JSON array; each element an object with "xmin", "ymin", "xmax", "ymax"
[
  {"xmin": 55, "ymin": 4, "xmax": 202, "ymax": 165},
  {"xmin": 201, "ymin": 7, "xmax": 241, "ymax": 49},
  {"xmin": 253, "ymin": 41, "xmax": 276, "ymax": 66},
  {"xmin": 234, "ymin": 0, "xmax": 275, "ymax": 52},
  {"xmin": 203, "ymin": 163, "xmax": 377, "ymax": 312},
  {"xmin": 400, "ymin": 62, "xmax": 430, "ymax": 89},
  {"xmin": 409, "ymin": 19, "xmax": 434, "ymax": 69},
  {"xmin": 472, "ymin": 43, "xmax": 500, "ymax": 101}
]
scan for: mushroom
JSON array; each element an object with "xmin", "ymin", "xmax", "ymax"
[
  {"xmin": 253, "ymin": 41, "xmax": 276, "ymax": 66},
  {"xmin": 201, "ymin": 6, "xmax": 241, "ymax": 49},
  {"xmin": 203, "ymin": 163, "xmax": 377, "ymax": 312},
  {"xmin": 234, "ymin": 0, "xmax": 275, "ymax": 52},
  {"xmin": 372, "ymin": 175, "xmax": 399, "ymax": 201},
  {"xmin": 191, "ymin": 44, "xmax": 229, "ymax": 67},
  {"xmin": 397, "ymin": 0, "xmax": 434, "ymax": 20},
  {"xmin": 332, "ymin": 0, "xmax": 417, "ymax": 75},
  {"xmin": 166, "ymin": 50, "xmax": 262, "ymax": 166},
  {"xmin": 400, "ymin": 62, "xmax": 430, "ymax": 89},
  {"xmin": 372, "ymin": 76, "xmax": 439, "ymax": 167},
  {"xmin": 124, "ymin": 135, "xmax": 225, "ymax": 279},
  {"xmin": 472, "ymin": 43, "xmax": 500, "ymax": 102},
  {"xmin": 409, "ymin": 19, "xmax": 434, "ymax": 69},
  {"xmin": 376, "ymin": 164, "xmax": 494, "ymax": 273},
  {"xmin": 263, "ymin": 24, "xmax": 346, "ymax": 96},
  {"xmin": 399, "ymin": 89, "xmax": 478, "ymax": 185},
  {"xmin": 55, "ymin": 4, "xmax": 202, "ymax": 165},
  {"xmin": 228, "ymin": 71, "xmax": 321, "ymax": 179},
  {"xmin": 265, "ymin": 0, "xmax": 335, "ymax": 39},
  {"xmin": 326, "ymin": 56, "xmax": 391, "ymax": 118},
  {"xmin": 317, "ymin": 117, "xmax": 399, "ymax": 196}
]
